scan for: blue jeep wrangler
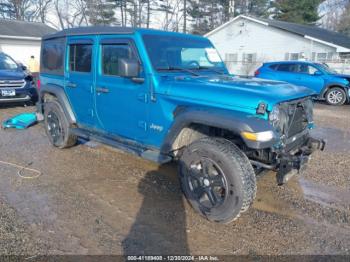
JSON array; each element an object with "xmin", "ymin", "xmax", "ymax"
[
  {"xmin": 38, "ymin": 27, "xmax": 325, "ymax": 223},
  {"xmin": 255, "ymin": 61, "xmax": 350, "ymax": 106}
]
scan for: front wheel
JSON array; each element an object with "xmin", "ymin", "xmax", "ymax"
[
  {"xmin": 325, "ymin": 87, "xmax": 347, "ymax": 106},
  {"xmin": 179, "ymin": 137, "xmax": 257, "ymax": 223}
]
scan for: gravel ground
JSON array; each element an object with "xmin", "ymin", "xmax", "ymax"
[{"xmin": 0, "ymin": 103, "xmax": 349, "ymax": 256}]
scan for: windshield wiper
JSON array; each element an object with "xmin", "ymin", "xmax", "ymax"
[
  {"xmin": 156, "ymin": 66, "xmax": 200, "ymax": 76},
  {"xmin": 195, "ymin": 66, "xmax": 225, "ymax": 75}
]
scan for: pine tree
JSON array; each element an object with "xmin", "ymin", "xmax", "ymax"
[
  {"xmin": 86, "ymin": 0, "xmax": 116, "ymax": 25},
  {"xmin": 273, "ymin": 0, "xmax": 323, "ymax": 25},
  {"xmin": 188, "ymin": 0, "xmax": 222, "ymax": 35}
]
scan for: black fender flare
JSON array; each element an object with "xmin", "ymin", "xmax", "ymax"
[
  {"xmin": 320, "ymin": 83, "xmax": 349, "ymax": 100},
  {"xmin": 161, "ymin": 107, "xmax": 278, "ymax": 154},
  {"xmin": 38, "ymin": 84, "xmax": 77, "ymax": 124}
]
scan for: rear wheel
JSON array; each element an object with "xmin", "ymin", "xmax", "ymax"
[
  {"xmin": 44, "ymin": 100, "xmax": 77, "ymax": 148},
  {"xmin": 325, "ymin": 87, "xmax": 347, "ymax": 106},
  {"xmin": 179, "ymin": 137, "xmax": 256, "ymax": 223}
]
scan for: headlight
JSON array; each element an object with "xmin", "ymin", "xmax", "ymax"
[
  {"xmin": 269, "ymin": 105, "xmax": 280, "ymax": 126},
  {"xmin": 269, "ymin": 104, "xmax": 288, "ymax": 134},
  {"xmin": 241, "ymin": 131, "xmax": 275, "ymax": 142}
]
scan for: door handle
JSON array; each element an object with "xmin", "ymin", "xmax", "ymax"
[
  {"xmin": 96, "ymin": 87, "xmax": 109, "ymax": 93},
  {"xmin": 66, "ymin": 82, "xmax": 77, "ymax": 88}
]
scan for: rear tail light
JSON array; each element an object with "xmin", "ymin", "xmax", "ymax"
[
  {"xmin": 254, "ymin": 69, "xmax": 260, "ymax": 76},
  {"xmin": 37, "ymin": 79, "xmax": 41, "ymax": 90}
]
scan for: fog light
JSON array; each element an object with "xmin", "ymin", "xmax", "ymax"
[{"xmin": 241, "ymin": 131, "xmax": 274, "ymax": 142}]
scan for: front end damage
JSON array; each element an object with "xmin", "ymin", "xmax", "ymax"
[{"xmin": 247, "ymin": 97, "xmax": 326, "ymax": 185}]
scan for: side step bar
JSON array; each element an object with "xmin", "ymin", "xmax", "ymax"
[{"xmin": 70, "ymin": 128, "xmax": 172, "ymax": 164}]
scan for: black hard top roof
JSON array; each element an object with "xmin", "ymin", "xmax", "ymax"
[{"xmin": 43, "ymin": 26, "xmax": 136, "ymax": 40}]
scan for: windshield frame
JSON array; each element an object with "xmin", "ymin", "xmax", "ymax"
[
  {"xmin": 141, "ymin": 33, "xmax": 228, "ymax": 75},
  {"xmin": 0, "ymin": 53, "xmax": 19, "ymax": 70},
  {"xmin": 316, "ymin": 63, "xmax": 337, "ymax": 74}
]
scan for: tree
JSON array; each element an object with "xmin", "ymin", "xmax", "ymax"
[
  {"xmin": 33, "ymin": 0, "xmax": 53, "ymax": 23},
  {"xmin": 233, "ymin": 0, "xmax": 270, "ymax": 17},
  {"xmin": 336, "ymin": 2, "xmax": 350, "ymax": 36},
  {"xmin": 0, "ymin": 0, "xmax": 34, "ymax": 20},
  {"xmin": 273, "ymin": 0, "xmax": 323, "ymax": 25},
  {"xmin": 85, "ymin": 0, "xmax": 116, "ymax": 25},
  {"xmin": 54, "ymin": 0, "xmax": 89, "ymax": 29},
  {"xmin": 188, "ymin": 0, "xmax": 223, "ymax": 35}
]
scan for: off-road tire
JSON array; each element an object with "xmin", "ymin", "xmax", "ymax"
[
  {"xmin": 179, "ymin": 137, "xmax": 256, "ymax": 223},
  {"xmin": 44, "ymin": 99, "xmax": 77, "ymax": 148},
  {"xmin": 325, "ymin": 87, "xmax": 347, "ymax": 106}
]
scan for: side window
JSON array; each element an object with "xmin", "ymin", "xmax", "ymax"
[
  {"xmin": 69, "ymin": 44, "xmax": 92, "ymax": 73},
  {"xmin": 101, "ymin": 44, "xmax": 136, "ymax": 76},
  {"xmin": 41, "ymin": 39, "xmax": 65, "ymax": 75},
  {"xmin": 269, "ymin": 64, "xmax": 279, "ymax": 70},
  {"xmin": 308, "ymin": 66, "xmax": 318, "ymax": 75},
  {"xmin": 277, "ymin": 64, "xmax": 294, "ymax": 72}
]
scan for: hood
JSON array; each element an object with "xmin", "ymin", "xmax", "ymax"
[
  {"xmin": 162, "ymin": 75, "xmax": 316, "ymax": 112},
  {"xmin": 331, "ymin": 74, "xmax": 350, "ymax": 82},
  {"xmin": 0, "ymin": 69, "xmax": 25, "ymax": 80}
]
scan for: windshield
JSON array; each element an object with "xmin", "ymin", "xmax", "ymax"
[
  {"xmin": 316, "ymin": 63, "xmax": 338, "ymax": 74},
  {"xmin": 142, "ymin": 34, "xmax": 226, "ymax": 73},
  {"xmin": 0, "ymin": 53, "xmax": 18, "ymax": 70}
]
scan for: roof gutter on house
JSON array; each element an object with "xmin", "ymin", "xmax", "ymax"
[
  {"xmin": 304, "ymin": 35, "xmax": 350, "ymax": 53},
  {"xmin": 0, "ymin": 35, "xmax": 41, "ymax": 41}
]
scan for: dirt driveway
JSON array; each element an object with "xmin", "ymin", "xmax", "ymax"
[{"xmin": 0, "ymin": 103, "xmax": 349, "ymax": 256}]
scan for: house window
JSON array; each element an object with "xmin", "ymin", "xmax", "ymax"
[
  {"xmin": 225, "ymin": 53, "xmax": 238, "ymax": 62},
  {"xmin": 317, "ymin": 53, "xmax": 327, "ymax": 62},
  {"xmin": 290, "ymin": 53, "xmax": 299, "ymax": 60},
  {"xmin": 243, "ymin": 53, "xmax": 256, "ymax": 63}
]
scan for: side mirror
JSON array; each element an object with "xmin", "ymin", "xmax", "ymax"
[
  {"xmin": 314, "ymin": 71, "xmax": 323, "ymax": 76},
  {"xmin": 118, "ymin": 58, "xmax": 140, "ymax": 78},
  {"xmin": 18, "ymin": 63, "xmax": 27, "ymax": 71}
]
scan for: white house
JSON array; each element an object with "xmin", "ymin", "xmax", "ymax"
[
  {"xmin": 205, "ymin": 15, "xmax": 350, "ymax": 75},
  {"xmin": 0, "ymin": 19, "xmax": 56, "ymax": 66}
]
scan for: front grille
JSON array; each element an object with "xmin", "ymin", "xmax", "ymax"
[
  {"xmin": 0, "ymin": 80, "xmax": 25, "ymax": 89},
  {"xmin": 287, "ymin": 104, "xmax": 308, "ymax": 138},
  {"xmin": 278, "ymin": 100, "xmax": 310, "ymax": 139}
]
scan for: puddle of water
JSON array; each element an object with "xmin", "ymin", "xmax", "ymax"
[
  {"xmin": 310, "ymin": 127, "xmax": 350, "ymax": 152},
  {"xmin": 295, "ymin": 177, "xmax": 350, "ymax": 210},
  {"xmin": 253, "ymin": 171, "xmax": 297, "ymax": 219}
]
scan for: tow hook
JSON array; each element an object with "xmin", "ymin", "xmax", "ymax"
[{"xmin": 276, "ymin": 137, "xmax": 325, "ymax": 185}]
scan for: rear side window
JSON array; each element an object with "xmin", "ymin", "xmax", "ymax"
[
  {"xmin": 41, "ymin": 39, "xmax": 65, "ymax": 75},
  {"xmin": 269, "ymin": 64, "xmax": 279, "ymax": 70},
  {"xmin": 69, "ymin": 44, "xmax": 92, "ymax": 73},
  {"xmin": 101, "ymin": 44, "xmax": 136, "ymax": 76},
  {"xmin": 276, "ymin": 63, "xmax": 298, "ymax": 72}
]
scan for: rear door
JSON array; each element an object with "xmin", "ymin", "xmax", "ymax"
[
  {"xmin": 94, "ymin": 37, "xmax": 148, "ymax": 141},
  {"xmin": 274, "ymin": 63, "xmax": 301, "ymax": 85},
  {"xmin": 65, "ymin": 37, "xmax": 95, "ymax": 127}
]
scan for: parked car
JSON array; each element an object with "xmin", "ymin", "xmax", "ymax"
[
  {"xmin": 38, "ymin": 27, "xmax": 325, "ymax": 223},
  {"xmin": 255, "ymin": 61, "xmax": 350, "ymax": 106},
  {"xmin": 0, "ymin": 52, "xmax": 37, "ymax": 105}
]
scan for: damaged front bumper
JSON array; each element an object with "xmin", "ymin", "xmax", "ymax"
[{"xmin": 276, "ymin": 137, "xmax": 325, "ymax": 185}]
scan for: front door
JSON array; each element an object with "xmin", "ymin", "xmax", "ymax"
[
  {"xmin": 94, "ymin": 37, "xmax": 148, "ymax": 142},
  {"xmin": 65, "ymin": 37, "xmax": 95, "ymax": 127},
  {"xmin": 293, "ymin": 64, "xmax": 325, "ymax": 93}
]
